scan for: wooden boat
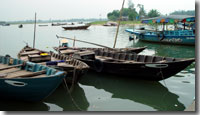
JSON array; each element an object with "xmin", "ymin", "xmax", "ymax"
[
  {"xmin": 38, "ymin": 25, "xmax": 48, "ymax": 27},
  {"xmin": 18, "ymin": 46, "xmax": 89, "ymax": 84},
  {"xmin": 52, "ymin": 23, "xmax": 67, "ymax": 26},
  {"xmin": 53, "ymin": 46, "xmax": 147, "ymax": 55},
  {"xmin": 103, "ymin": 21, "xmax": 118, "ymax": 26},
  {"xmin": 0, "ymin": 55, "xmax": 66, "ymax": 102},
  {"xmin": 70, "ymin": 49, "xmax": 195, "ymax": 81},
  {"xmin": 18, "ymin": 24, "xmax": 23, "ymax": 28},
  {"xmin": 62, "ymin": 24, "xmax": 90, "ymax": 30},
  {"xmin": 125, "ymin": 15, "xmax": 195, "ymax": 45}
]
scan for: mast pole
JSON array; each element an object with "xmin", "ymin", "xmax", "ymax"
[
  {"xmin": 33, "ymin": 13, "xmax": 37, "ymax": 48},
  {"xmin": 113, "ymin": 0, "xmax": 125, "ymax": 48}
]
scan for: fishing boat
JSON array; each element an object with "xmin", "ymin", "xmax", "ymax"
[
  {"xmin": 18, "ymin": 46, "xmax": 89, "ymax": 84},
  {"xmin": 18, "ymin": 24, "xmax": 23, "ymax": 28},
  {"xmin": 54, "ymin": 36, "xmax": 147, "ymax": 54},
  {"xmin": 38, "ymin": 24, "xmax": 48, "ymax": 27},
  {"xmin": 103, "ymin": 21, "xmax": 118, "ymax": 26},
  {"xmin": 68, "ymin": 49, "xmax": 194, "ymax": 81},
  {"xmin": 62, "ymin": 24, "xmax": 90, "ymax": 30},
  {"xmin": 125, "ymin": 15, "xmax": 195, "ymax": 45},
  {"xmin": 0, "ymin": 55, "xmax": 66, "ymax": 102},
  {"xmin": 53, "ymin": 46, "xmax": 147, "ymax": 55},
  {"xmin": 52, "ymin": 23, "xmax": 67, "ymax": 26}
]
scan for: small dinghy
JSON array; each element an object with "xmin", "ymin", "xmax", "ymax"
[{"xmin": 0, "ymin": 55, "xmax": 66, "ymax": 102}]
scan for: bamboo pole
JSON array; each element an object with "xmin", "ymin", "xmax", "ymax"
[
  {"xmin": 33, "ymin": 13, "xmax": 37, "ymax": 48},
  {"xmin": 73, "ymin": 36, "xmax": 76, "ymax": 47},
  {"xmin": 113, "ymin": 0, "xmax": 125, "ymax": 48},
  {"xmin": 56, "ymin": 35, "xmax": 114, "ymax": 50}
]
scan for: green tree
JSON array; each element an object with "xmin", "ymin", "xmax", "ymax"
[
  {"xmin": 127, "ymin": 0, "xmax": 138, "ymax": 21},
  {"xmin": 147, "ymin": 9, "xmax": 160, "ymax": 18},
  {"xmin": 137, "ymin": 4, "xmax": 146, "ymax": 19},
  {"xmin": 128, "ymin": 0, "xmax": 134, "ymax": 10},
  {"xmin": 170, "ymin": 10, "xmax": 195, "ymax": 16},
  {"xmin": 107, "ymin": 0, "xmax": 143, "ymax": 21},
  {"xmin": 107, "ymin": 10, "xmax": 120, "ymax": 21}
]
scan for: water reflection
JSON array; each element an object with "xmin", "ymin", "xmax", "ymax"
[
  {"xmin": 0, "ymin": 84, "xmax": 89, "ymax": 111},
  {"xmin": 44, "ymin": 84, "xmax": 89, "ymax": 111},
  {"xmin": 0, "ymin": 99, "xmax": 49, "ymax": 111},
  {"xmin": 79, "ymin": 71, "xmax": 186, "ymax": 111}
]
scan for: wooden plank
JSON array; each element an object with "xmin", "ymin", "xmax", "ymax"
[
  {"xmin": 0, "ymin": 68, "xmax": 20, "ymax": 74},
  {"xmin": 0, "ymin": 64, "xmax": 8, "ymax": 68},
  {"xmin": 20, "ymin": 50, "xmax": 40, "ymax": 56},
  {"xmin": 60, "ymin": 49, "xmax": 78, "ymax": 54},
  {"xmin": 30, "ymin": 74, "xmax": 46, "ymax": 78},
  {"xmin": 28, "ymin": 54, "xmax": 51, "ymax": 62},
  {"xmin": 0, "ymin": 64, "xmax": 23, "ymax": 71},
  {"xmin": 6, "ymin": 70, "xmax": 46, "ymax": 78},
  {"xmin": 57, "ymin": 63, "xmax": 74, "ymax": 70}
]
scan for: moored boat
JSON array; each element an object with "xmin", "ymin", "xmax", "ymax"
[
  {"xmin": 0, "ymin": 55, "xmax": 66, "ymax": 102},
  {"xmin": 70, "ymin": 49, "xmax": 194, "ymax": 81},
  {"xmin": 125, "ymin": 15, "xmax": 195, "ymax": 45},
  {"xmin": 18, "ymin": 24, "xmax": 23, "ymax": 28},
  {"xmin": 62, "ymin": 24, "xmax": 90, "ymax": 30},
  {"xmin": 18, "ymin": 46, "xmax": 89, "ymax": 84},
  {"xmin": 53, "ymin": 46, "xmax": 147, "ymax": 55}
]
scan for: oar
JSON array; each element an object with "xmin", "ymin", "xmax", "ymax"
[
  {"xmin": 0, "ymin": 64, "xmax": 23, "ymax": 71},
  {"xmin": 56, "ymin": 35, "xmax": 115, "ymax": 50}
]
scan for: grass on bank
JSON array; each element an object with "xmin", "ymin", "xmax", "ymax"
[{"xmin": 90, "ymin": 21, "xmax": 141, "ymax": 25}]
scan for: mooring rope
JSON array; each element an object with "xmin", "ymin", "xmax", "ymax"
[
  {"xmin": 69, "ymin": 68, "xmax": 77, "ymax": 93},
  {"xmin": 159, "ymin": 68, "xmax": 167, "ymax": 87},
  {"xmin": 63, "ymin": 78, "xmax": 82, "ymax": 111},
  {"xmin": 159, "ymin": 63, "xmax": 169, "ymax": 110}
]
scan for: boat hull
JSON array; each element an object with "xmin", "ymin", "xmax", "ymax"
[
  {"xmin": 0, "ymin": 74, "xmax": 65, "ymax": 102},
  {"xmin": 77, "ymin": 58, "xmax": 194, "ymax": 81},
  {"xmin": 0, "ymin": 56, "xmax": 66, "ymax": 102},
  {"xmin": 53, "ymin": 46, "xmax": 147, "ymax": 54},
  {"xmin": 62, "ymin": 25, "xmax": 90, "ymax": 30}
]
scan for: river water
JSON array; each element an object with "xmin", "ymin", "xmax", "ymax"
[{"xmin": 0, "ymin": 24, "xmax": 195, "ymax": 111}]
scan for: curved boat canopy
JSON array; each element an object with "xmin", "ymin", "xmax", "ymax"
[{"xmin": 141, "ymin": 15, "xmax": 195, "ymax": 24}]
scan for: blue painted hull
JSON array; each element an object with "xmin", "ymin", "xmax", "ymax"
[
  {"xmin": 0, "ymin": 56, "xmax": 66, "ymax": 102},
  {"xmin": 125, "ymin": 29, "xmax": 195, "ymax": 45},
  {"xmin": 0, "ymin": 75, "xmax": 64, "ymax": 102}
]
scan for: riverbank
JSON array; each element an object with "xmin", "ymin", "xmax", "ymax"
[{"xmin": 90, "ymin": 21, "xmax": 143, "ymax": 26}]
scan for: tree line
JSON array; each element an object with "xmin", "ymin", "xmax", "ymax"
[{"xmin": 107, "ymin": 0, "xmax": 195, "ymax": 21}]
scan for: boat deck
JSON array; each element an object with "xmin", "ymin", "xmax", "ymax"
[{"xmin": 0, "ymin": 64, "xmax": 46, "ymax": 78}]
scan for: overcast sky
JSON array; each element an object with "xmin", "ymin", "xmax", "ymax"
[{"xmin": 0, "ymin": 0, "xmax": 195, "ymax": 21}]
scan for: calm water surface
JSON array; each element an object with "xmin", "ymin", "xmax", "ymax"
[{"xmin": 0, "ymin": 24, "xmax": 195, "ymax": 111}]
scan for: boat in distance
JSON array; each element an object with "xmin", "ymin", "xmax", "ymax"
[
  {"xmin": 62, "ymin": 24, "xmax": 91, "ymax": 30},
  {"xmin": 0, "ymin": 55, "xmax": 66, "ymax": 102}
]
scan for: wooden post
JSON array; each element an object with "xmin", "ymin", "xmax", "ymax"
[
  {"xmin": 33, "ymin": 13, "xmax": 37, "ymax": 48},
  {"xmin": 113, "ymin": 0, "xmax": 125, "ymax": 48},
  {"xmin": 73, "ymin": 36, "xmax": 76, "ymax": 47}
]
